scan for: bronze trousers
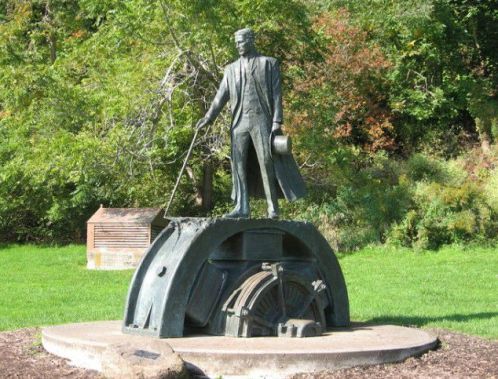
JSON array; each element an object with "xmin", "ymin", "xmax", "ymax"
[{"xmin": 231, "ymin": 111, "xmax": 278, "ymax": 214}]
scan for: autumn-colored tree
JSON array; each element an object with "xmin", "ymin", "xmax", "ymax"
[
  {"xmin": 328, "ymin": 0, "xmax": 498, "ymax": 155},
  {"xmin": 287, "ymin": 10, "xmax": 394, "ymax": 173}
]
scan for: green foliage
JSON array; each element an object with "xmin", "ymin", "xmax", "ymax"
[
  {"xmin": 325, "ymin": 0, "xmax": 498, "ymax": 153},
  {"xmin": 0, "ymin": 0, "xmax": 180, "ymax": 241},
  {"xmin": 277, "ymin": 151, "xmax": 412, "ymax": 251},
  {"xmin": 405, "ymin": 153, "xmax": 449, "ymax": 182},
  {"xmin": 0, "ymin": 0, "xmax": 497, "ymax": 249},
  {"xmin": 388, "ymin": 151, "xmax": 498, "ymax": 249},
  {"xmin": 484, "ymin": 167, "xmax": 498, "ymax": 213},
  {"xmin": 404, "ymin": 153, "xmax": 467, "ymax": 184},
  {"xmin": 278, "ymin": 150, "xmax": 497, "ymax": 252},
  {"xmin": 389, "ymin": 182, "xmax": 497, "ymax": 249},
  {"xmin": 0, "ymin": 0, "xmax": 316, "ymax": 241}
]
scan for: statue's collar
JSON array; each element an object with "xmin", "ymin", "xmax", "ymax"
[{"xmin": 240, "ymin": 51, "xmax": 260, "ymax": 60}]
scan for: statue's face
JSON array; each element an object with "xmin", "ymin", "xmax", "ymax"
[{"xmin": 235, "ymin": 34, "xmax": 254, "ymax": 56}]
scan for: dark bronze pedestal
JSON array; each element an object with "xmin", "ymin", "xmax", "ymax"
[{"xmin": 123, "ymin": 218, "xmax": 349, "ymax": 338}]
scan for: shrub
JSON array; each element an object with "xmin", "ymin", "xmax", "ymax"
[
  {"xmin": 388, "ymin": 181, "xmax": 497, "ymax": 249},
  {"xmin": 484, "ymin": 167, "xmax": 498, "ymax": 213},
  {"xmin": 276, "ymin": 151, "xmax": 412, "ymax": 252},
  {"xmin": 405, "ymin": 154, "xmax": 446, "ymax": 183}
]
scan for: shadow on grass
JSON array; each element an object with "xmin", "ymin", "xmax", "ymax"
[{"xmin": 365, "ymin": 312, "xmax": 498, "ymax": 327}]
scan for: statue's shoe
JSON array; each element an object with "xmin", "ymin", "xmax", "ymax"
[
  {"xmin": 223, "ymin": 209, "xmax": 250, "ymax": 219},
  {"xmin": 267, "ymin": 211, "xmax": 279, "ymax": 220}
]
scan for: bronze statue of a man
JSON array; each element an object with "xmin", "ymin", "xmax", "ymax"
[{"xmin": 197, "ymin": 28, "xmax": 306, "ymax": 219}]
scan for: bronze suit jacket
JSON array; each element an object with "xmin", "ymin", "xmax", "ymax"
[
  {"xmin": 205, "ymin": 54, "xmax": 306, "ymax": 202},
  {"xmin": 206, "ymin": 54, "xmax": 282, "ymax": 127}
]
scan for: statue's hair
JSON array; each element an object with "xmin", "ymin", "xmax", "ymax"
[{"xmin": 234, "ymin": 28, "xmax": 255, "ymax": 41}]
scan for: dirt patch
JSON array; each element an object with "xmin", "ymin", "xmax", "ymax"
[
  {"xmin": 0, "ymin": 327, "xmax": 496, "ymax": 378},
  {"xmin": 0, "ymin": 328, "xmax": 100, "ymax": 379},
  {"xmin": 291, "ymin": 328, "xmax": 498, "ymax": 379}
]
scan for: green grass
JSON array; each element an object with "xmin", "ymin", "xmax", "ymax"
[
  {"xmin": 0, "ymin": 244, "xmax": 496, "ymax": 339},
  {"xmin": 0, "ymin": 245, "xmax": 132, "ymax": 331},
  {"xmin": 340, "ymin": 244, "xmax": 498, "ymax": 340}
]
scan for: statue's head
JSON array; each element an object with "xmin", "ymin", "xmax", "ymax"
[{"xmin": 234, "ymin": 28, "xmax": 256, "ymax": 57}]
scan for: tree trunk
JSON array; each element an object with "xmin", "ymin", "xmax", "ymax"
[
  {"xmin": 45, "ymin": 0, "xmax": 56, "ymax": 64},
  {"xmin": 475, "ymin": 117, "xmax": 492, "ymax": 155},
  {"xmin": 185, "ymin": 164, "xmax": 214, "ymax": 211},
  {"xmin": 49, "ymin": 32, "xmax": 57, "ymax": 63},
  {"xmin": 201, "ymin": 163, "xmax": 213, "ymax": 211},
  {"xmin": 185, "ymin": 166, "xmax": 203, "ymax": 207}
]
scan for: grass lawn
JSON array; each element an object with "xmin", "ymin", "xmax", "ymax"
[
  {"xmin": 340, "ymin": 244, "xmax": 498, "ymax": 340},
  {"xmin": 0, "ymin": 244, "xmax": 496, "ymax": 339},
  {"xmin": 0, "ymin": 244, "xmax": 132, "ymax": 331}
]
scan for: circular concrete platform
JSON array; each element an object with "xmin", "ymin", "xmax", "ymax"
[{"xmin": 42, "ymin": 320, "xmax": 438, "ymax": 378}]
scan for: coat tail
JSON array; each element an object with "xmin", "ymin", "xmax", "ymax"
[{"xmin": 273, "ymin": 153, "xmax": 306, "ymax": 201}]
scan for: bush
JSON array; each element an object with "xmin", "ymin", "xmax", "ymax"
[
  {"xmin": 484, "ymin": 167, "xmax": 498, "ymax": 213},
  {"xmin": 276, "ymin": 151, "xmax": 412, "ymax": 252},
  {"xmin": 388, "ymin": 181, "xmax": 497, "ymax": 249},
  {"xmin": 277, "ymin": 150, "xmax": 497, "ymax": 253}
]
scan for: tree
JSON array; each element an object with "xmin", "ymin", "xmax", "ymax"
[
  {"xmin": 326, "ymin": 0, "xmax": 498, "ymax": 155},
  {"xmin": 0, "ymin": 0, "xmax": 317, "ymax": 241},
  {"xmin": 450, "ymin": 0, "xmax": 498, "ymax": 153}
]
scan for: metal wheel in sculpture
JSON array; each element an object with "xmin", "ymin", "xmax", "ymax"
[{"xmin": 223, "ymin": 262, "xmax": 327, "ymax": 337}]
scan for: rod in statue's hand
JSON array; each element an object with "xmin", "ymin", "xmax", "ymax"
[{"xmin": 196, "ymin": 117, "xmax": 211, "ymax": 130}]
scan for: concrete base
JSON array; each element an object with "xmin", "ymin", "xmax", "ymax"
[
  {"xmin": 86, "ymin": 249, "xmax": 145, "ymax": 270},
  {"xmin": 42, "ymin": 321, "xmax": 438, "ymax": 378}
]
